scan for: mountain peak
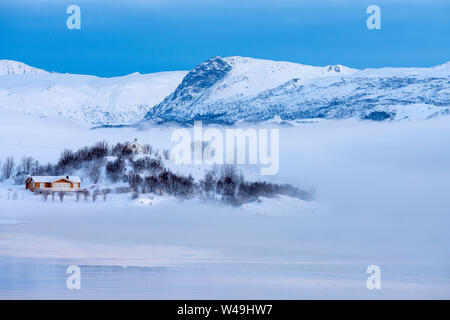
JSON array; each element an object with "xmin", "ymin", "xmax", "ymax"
[
  {"xmin": 0, "ymin": 60, "xmax": 48, "ymax": 75},
  {"xmin": 144, "ymin": 56, "xmax": 362, "ymax": 123},
  {"xmin": 184, "ymin": 56, "xmax": 231, "ymax": 89}
]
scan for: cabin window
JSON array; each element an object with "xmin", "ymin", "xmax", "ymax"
[{"xmin": 53, "ymin": 182, "xmax": 71, "ymax": 189}]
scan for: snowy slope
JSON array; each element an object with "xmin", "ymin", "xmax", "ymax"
[
  {"xmin": 144, "ymin": 57, "xmax": 450, "ymax": 124},
  {"xmin": 232, "ymin": 62, "xmax": 450, "ymax": 122},
  {"xmin": 206, "ymin": 56, "xmax": 357, "ymax": 100},
  {"xmin": 0, "ymin": 60, "xmax": 187, "ymax": 126},
  {"xmin": 144, "ymin": 56, "xmax": 358, "ymax": 123},
  {"xmin": 0, "ymin": 60, "xmax": 48, "ymax": 75}
]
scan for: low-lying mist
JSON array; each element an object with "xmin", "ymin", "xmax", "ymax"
[
  {"xmin": 1, "ymin": 114, "xmax": 449, "ymax": 267},
  {"xmin": 276, "ymin": 119, "xmax": 450, "ymax": 265}
]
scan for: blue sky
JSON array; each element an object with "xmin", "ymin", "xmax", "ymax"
[{"xmin": 0, "ymin": 0, "xmax": 448, "ymax": 77}]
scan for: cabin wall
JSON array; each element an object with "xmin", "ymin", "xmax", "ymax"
[
  {"xmin": 52, "ymin": 179, "xmax": 74, "ymax": 189},
  {"xmin": 25, "ymin": 178, "xmax": 81, "ymax": 192}
]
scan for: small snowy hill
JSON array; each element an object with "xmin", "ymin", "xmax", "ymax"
[
  {"xmin": 0, "ymin": 60, "xmax": 187, "ymax": 126},
  {"xmin": 0, "ymin": 60, "xmax": 48, "ymax": 75},
  {"xmin": 144, "ymin": 57, "xmax": 450, "ymax": 124}
]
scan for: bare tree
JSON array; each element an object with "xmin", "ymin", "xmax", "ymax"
[
  {"xmin": 200, "ymin": 168, "xmax": 218, "ymax": 199},
  {"xmin": 2, "ymin": 156, "xmax": 15, "ymax": 180},
  {"xmin": 163, "ymin": 149, "xmax": 169, "ymax": 160},
  {"xmin": 84, "ymin": 159, "xmax": 104, "ymax": 184},
  {"xmin": 92, "ymin": 189, "xmax": 100, "ymax": 202},
  {"xmin": 41, "ymin": 190, "xmax": 50, "ymax": 202},
  {"xmin": 58, "ymin": 191, "xmax": 65, "ymax": 203},
  {"xmin": 20, "ymin": 156, "xmax": 37, "ymax": 175},
  {"xmin": 14, "ymin": 156, "xmax": 39, "ymax": 185},
  {"xmin": 83, "ymin": 190, "xmax": 90, "ymax": 202},
  {"xmin": 51, "ymin": 191, "xmax": 55, "ymax": 202},
  {"xmin": 106, "ymin": 157, "xmax": 125, "ymax": 182},
  {"xmin": 127, "ymin": 172, "xmax": 143, "ymax": 189},
  {"xmin": 102, "ymin": 188, "xmax": 111, "ymax": 201},
  {"xmin": 76, "ymin": 191, "xmax": 81, "ymax": 203}
]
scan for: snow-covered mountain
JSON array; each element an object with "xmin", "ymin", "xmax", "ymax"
[
  {"xmin": 2, "ymin": 57, "xmax": 449, "ymax": 127},
  {"xmin": 144, "ymin": 57, "xmax": 450, "ymax": 124},
  {"xmin": 0, "ymin": 60, "xmax": 187, "ymax": 126},
  {"xmin": 0, "ymin": 60, "xmax": 49, "ymax": 75}
]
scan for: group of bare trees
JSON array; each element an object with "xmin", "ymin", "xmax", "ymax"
[
  {"xmin": 199, "ymin": 165, "xmax": 314, "ymax": 206},
  {"xmin": 131, "ymin": 156, "xmax": 164, "ymax": 174},
  {"xmin": 92, "ymin": 188, "xmax": 111, "ymax": 202},
  {"xmin": 137, "ymin": 170, "xmax": 195, "ymax": 198},
  {"xmin": 38, "ymin": 189, "xmax": 66, "ymax": 203},
  {"xmin": 1, "ymin": 156, "xmax": 15, "ymax": 181},
  {"xmin": 106, "ymin": 152, "xmax": 164, "ymax": 186},
  {"xmin": 125, "ymin": 162, "xmax": 313, "ymax": 206},
  {"xmin": 39, "ymin": 188, "xmax": 111, "ymax": 203},
  {"xmin": 57, "ymin": 141, "xmax": 109, "ymax": 180},
  {"xmin": 56, "ymin": 140, "xmax": 159, "ymax": 185},
  {"xmin": 1, "ymin": 155, "xmax": 44, "ymax": 183},
  {"xmin": 0, "ymin": 155, "xmax": 59, "ymax": 184},
  {"xmin": 105, "ymin": 157, "xmax": 126, "ymax": 182}
]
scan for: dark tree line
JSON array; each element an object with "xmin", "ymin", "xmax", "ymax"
[
  {"xmin": 131, "ymin": 156, "xmax": 164, "ymax": 174},
  {"xmin": 57, "ymin": 141, "xmax": 109, "ymax": 173},
  {"xmin": 199, "ymin": 166, "xmax": 314, "ymax": 206},
  {"xmin": 10, "ymin": 156, "xmax": 57, "ymax": 184},
  {"xmin": 126, "ymin": 170, "xmax": 195, "ymax": 199},
  {"xmin": 126, "ymin": 163, "xmax": 313, "ymax": 206},
  {"xmin": 111, "ymin": 142, "xmax": 133, "ymax": 157},
  {"xmin": 106, "ymin": 157, "xmax": 126, "ymax": 182}
]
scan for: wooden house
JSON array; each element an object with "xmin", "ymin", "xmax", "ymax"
[{"xmin": 25, "ymin": 176, "xmax": 81, "ymax": 192}]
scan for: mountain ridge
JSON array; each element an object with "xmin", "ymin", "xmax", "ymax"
[
  {"xmin": 0, "ymin": 60, "xmax": 187, "ymax": 126},
  {"xmin": 144, "ymin": 56, "xmax": 450, "ymax": 124},
  {"xmin": 1, "ymin": 58, "xmax": 449, "ymax": 126}
]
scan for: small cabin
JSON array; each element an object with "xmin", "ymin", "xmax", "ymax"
[
  {"xmin": 126, "ymin": 138, "xmax": 145, "ymax": 154},
  {"xmin": 25, "ymin": 176, "xmax": 81, "ymax": 192}
]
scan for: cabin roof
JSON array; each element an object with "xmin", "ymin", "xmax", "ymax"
[{"xmin": 29, "ymin": 176, "xmax": 81, "ymax": 183}]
